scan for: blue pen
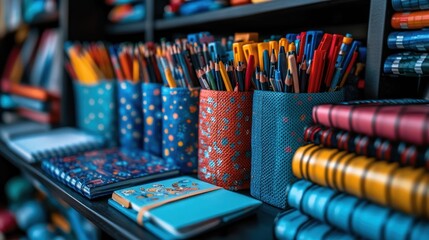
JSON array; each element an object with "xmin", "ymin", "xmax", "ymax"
[
  {"xmin": 286, "ymin": 33, "xmax": 298, "ymax": 43},
  {"xmin": 263, "ymin": 49, "xmax": 270, "ymax": 78},
  {"xmin": 304, "ymin": 31, "xmax": 324, "ymax": 64},
  {"xmin": 329, "ymin": 34, "xmax": 354, "ymax": 91},
  {"xmin": 278, "ymin": 46, "xmax": 288, "ymax": 82},
  {"xmin": 275, "ymin": 70, "xmax": 284, "ymax": 92}
]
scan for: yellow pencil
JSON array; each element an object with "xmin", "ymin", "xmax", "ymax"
[{"xmin": 218, "ymin": 61, "xmax": 233, "ymax": 91}]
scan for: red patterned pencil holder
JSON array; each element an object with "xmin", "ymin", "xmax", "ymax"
[{"xmin": 198, "ymin": 90, "xmax": 253, "ymax": 190}]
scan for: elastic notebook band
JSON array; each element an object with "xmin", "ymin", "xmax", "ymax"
[{"xmin": 136, "ymin": 186, "xmax": 222, "ymax": 225}]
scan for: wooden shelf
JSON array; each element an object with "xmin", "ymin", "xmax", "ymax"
[{"xmin": 0, "ymin": 141, "xmax": 282, "ymax": 240}]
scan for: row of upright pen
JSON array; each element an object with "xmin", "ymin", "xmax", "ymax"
[{"xmin": 64, "ymin": 31, "xmax": 365, "ymax": 196}]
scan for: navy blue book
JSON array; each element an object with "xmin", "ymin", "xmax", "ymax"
[{"xmin": 41, "ymin": 148, "xmax": 180, "ymax": 199}]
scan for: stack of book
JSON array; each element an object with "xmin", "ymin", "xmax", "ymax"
[
  {"xmin": 385, "ymin": 0, "xmax": 429, "ymax": 76},
  {"xmin": 275, "ymin": 99, "xmax": 429, "ymax": 239},
  {"xmin": 1, "ymin": 29, "xmax": 61, "ymax": 124}
]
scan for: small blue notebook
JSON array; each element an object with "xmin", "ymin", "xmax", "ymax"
[
  {"xmin": 109, "ymin": 176, "xmax": 262, "ymax": 239},
  {"xmin": 42, "ymin": 148, "xmax": 180, "ymax": 199}
]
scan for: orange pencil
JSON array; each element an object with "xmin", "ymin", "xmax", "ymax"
[{"xmin": 119, "ymin": 51, "xmax": 132, "ymax": 80}]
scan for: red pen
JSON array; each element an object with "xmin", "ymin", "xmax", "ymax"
[
  {"xmin": 245, "ymin": 55, "xmax": 255, "ymax": 92},
  {"xmin": 325, "ymin": 34, "xmax": 343, "ymax": 88},
  {"xmin": 308, "ymin": 50, "xmax": 325, "ymax": 93},
  {"xmin": 297, "ymin": 32, "xmax": 306, "ymax": 63}
]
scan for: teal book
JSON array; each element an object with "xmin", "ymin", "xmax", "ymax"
[{"xmin": 108, "ymin": 176, "xmax": 262, "ymax": 239}]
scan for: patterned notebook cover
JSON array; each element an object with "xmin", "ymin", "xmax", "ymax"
[
  {"xmin": 42, "ymin": 148, "xmax": 180, "ymax": 199},
  {"xmin": 109, "ymin": 176, "xmax": 262, "ymax": 239}
]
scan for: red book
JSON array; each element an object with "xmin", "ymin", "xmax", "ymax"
[{"xmin": 312, "ymin": 103, "xmax": 429, "ymax": 146}]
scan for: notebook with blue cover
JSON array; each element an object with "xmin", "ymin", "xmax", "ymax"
[
  {"xmin": 108, "ymin": 176, "xmax": 262, "ymax": 239},
  {"xmin": 6, "ymin": 127, "xmax": 104, "ymax": 163},
  {"xmin": 42, "ymin": 148, "xmax": 180, "ymax": 199}
]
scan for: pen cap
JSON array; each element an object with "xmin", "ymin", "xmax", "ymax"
[
  {"xmin": 198, "ymin": 90, "xmax": 253, "ymax": 190},
  {"xmin": 161, "ymin": 87, "xmax": 200, "ymax": 173},
  {"xmin": 142, "ymin": 83, "xmax": 163, "ymax": 157},
  {"xmin": 118, "ymin": 81, "xmax": 143, "ymax": 149},
  {"xmin": 73, "ymin": 79, "xmax": 118, "ymax": 147},
  {"xmin": 250, "ymin": 90, "xmax": 344, "ymax": 209}
]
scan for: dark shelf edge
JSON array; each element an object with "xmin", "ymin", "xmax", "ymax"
[
  {"xmin": 155, "ymin": 0, "xmax": 333, "ymax": 30},
  {"xmin": 105, "ymin": 21, "xmax": 147, "ymax": 35},
  {"xmin": 0, "ymin": 142, "xmax": 157, "ymax": 240},
  {"xmin": 28, "ymin": 11, "xmax": 60, "ymax": 26}
]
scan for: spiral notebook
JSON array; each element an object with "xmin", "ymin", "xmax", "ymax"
[{"xmin": 6, "ymin": 127, "xmax": 105, "ymax": 163}]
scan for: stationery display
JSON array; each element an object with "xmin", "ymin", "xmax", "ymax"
[
  {"xmin": 6, "ymin": 127, "xmax": 105, "ymax": 163},
  {"xmin": 111, "ymin": 43, "xmax": 144, "ymax": 149},
  {"xmin": 304, "ymin": 125, "xmax": 429, "ymax": 169},
  {"xmin": 108, "ymin": 176, "xmax": 261, "ymax": 239},
  {"xmin": 287, "ymin": 180, "xmax": 429, "ymax": 240},
  {"xmin": 292, "ymin": 144, "xmax": 429, "ymax": 218},
  {"xmin": 251, "ymin": 90, "xmax": 344, "ymax": 208},
  {"xmin": 162, "ymin": 87, "xmax": 200, "ymax": 173},
  {"xmin": 42, "ymin": 148, "xmax": 179, "ymax": 199},
  {"xmin": 65, "ymin": 42, "xmax": 118, "ymax": 147},
  {"xmin": 198, "ymin": 90, "xmax": 253, "ymax": 190},
  {"xmin": 248, "ymin": 30, "xmax": 365, "ymax": 208}
]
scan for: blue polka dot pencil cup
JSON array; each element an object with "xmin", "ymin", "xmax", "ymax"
[
  {"xmin": 250, "ymin": 90, "xmax": 344, "ymax": 209},
  {"xmin": 118, "ymin": 81, "xmax": 143, "ymax": 149},
  {"xmin": 74, "ymin": 80, "xmax": 118, "ymax": 147},
  {"xmin": 162, "ymin": 87, "xmax": 199, "ymax": 173},
  {"xmin": 142, "ymin": 83, "xmax": 163, "ymax": 157},
  {"xmin": 198, "ymin": 90, "xmax": 253, "ymax": 191}
]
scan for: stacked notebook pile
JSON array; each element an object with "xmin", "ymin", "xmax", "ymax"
[
  {"xmin": 385, "ymin": 0, "xmax": 429, "ymax": 76},
  {"xmin": 1, "ymin": 29, "xmax": 61, "ymax": 124},
  {"xmin": 275, "ymin": 99, "xmax": 429, "ymax": 239}
]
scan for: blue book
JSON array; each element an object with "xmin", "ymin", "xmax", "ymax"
[
  {"xmin": 42, "ymin": 148, "xmax": 179, "ymax": 199},
  {"xmin": 108, "ymin": 176, "xmax": 262, "ymax": 239},
  {"xmin": 287, "ymin": 180, "xmax": 429, "ymax": 240},
  {"xmin": 11, "ymin": 94, "xmax": 49, "ymax": 112}
]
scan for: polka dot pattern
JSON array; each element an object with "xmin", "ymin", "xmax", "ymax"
[
  {"xmin": 198, "ymin": 90, "xmax": 253, "ymax": 191},
  {"xmin": 74, "ymin": 81, "xmax": 118, "ymax": 147},
  {"xmin": 161, "ymin": 87, "xmax": 199, "ymax": 173},
  {"xmin": 142, "ymin": 83, "xmax": 163, "ymax": 156},
  {"xmin": 118, "ymin": 81, "xmax": 143, "ymax": 149}
]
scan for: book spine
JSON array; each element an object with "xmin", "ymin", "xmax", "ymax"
[
  {"xmin": 274, "ymin": 209, "xmax": 352, "ymax": 240},
  {"xmin": 304, "ymin": 125, "xmax": 429, "ymax": 170},
  {"xmin": 287, "ymin": 180, "xmax": 429, "ymax": 240},
  {"xmin": 313, "ymin": 104, "xmax": 429, "ymax": 145},
  {"xmin": 41, "ymin": 160, "xmax": 86, "ymax": 197},
  {"xmin": 292, "ymin": 144, "xmax": 429, "ymax": 218}
]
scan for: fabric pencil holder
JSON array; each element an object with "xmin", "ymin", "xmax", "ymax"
[
  {"xmin": 161, "ymin": 87, "xmax": 200, "ymax": 173},
  {"xmin": 73, "ymin": 80, "xmax": 118, "ymax": 147},
  {"xmin": 250, "ymin": 90, "xmax": 344, "ymax": 209},
  {"xmin": 198, "ymin": 90, "xmax": 253, "ymax": 191},
  {"xmin": 118, "ymin": 81, "xmax": 143, "ymax": 149},
  {"xmin": 142, "ymin": 83, "xmax": 163, "ymax": 157}
]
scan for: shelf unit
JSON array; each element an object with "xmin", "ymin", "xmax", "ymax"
[
  {"xmin": 0, "ymin": 141, "xmax": 282, "ymax": 240},
  {"xmin": 0, "ymin": 0, "xmax": 407, "ymax": 239}
]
